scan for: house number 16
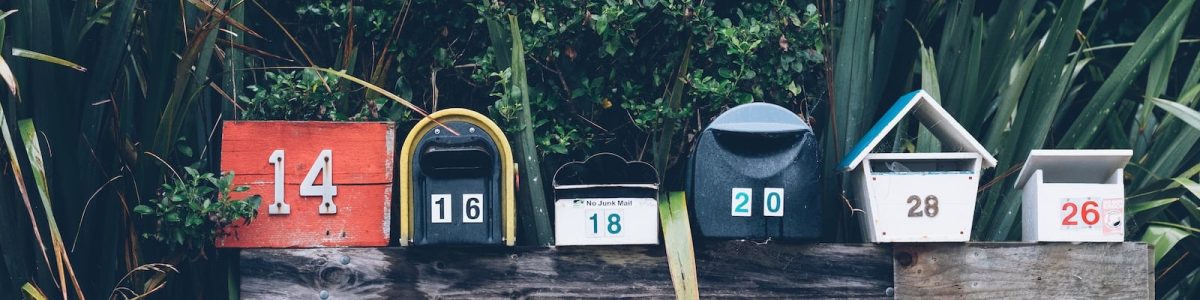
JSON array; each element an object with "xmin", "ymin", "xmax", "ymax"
[{"xmin": 267, "ymin": 149, "xmax": 339, "ymax": 215}]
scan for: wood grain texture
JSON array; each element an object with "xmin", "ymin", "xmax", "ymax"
[
  {"xmin": 894, "ymin": 242, "xmax": 1152, "ymax": 299},
  {"xmin": 219, "ymin": 121, "xmax": 395, "ymax": 248},
  {"xmin": 241, "ymin": 242, "xmax": 1151, "ymax": 299},
  {"xmin": 693, "ymin": 241, "xmax": 893, "ymax": 298},
  {"xmin": 240, "ymin": 241, "xmax": 893, "ymax": 299}
]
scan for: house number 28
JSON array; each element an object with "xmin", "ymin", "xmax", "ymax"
[
  {"xmin": 906, "ymin": 195, "xmax": 939, "ymax": 217},
  {"xmin": 267, "ymin": 149, "xmax": 339, "ymax": 215}
]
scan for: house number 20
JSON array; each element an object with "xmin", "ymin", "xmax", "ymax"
[
  {"xmin": 906, "ymin": 195, "xmax": 939, "ymax": 217},
  {"xmin": 731, "ymin": 188, "xmax": 785, "ymax": 217},
  {"xmin": 267, "ymin": 149, "xmax": 339, "ymax": 215}
]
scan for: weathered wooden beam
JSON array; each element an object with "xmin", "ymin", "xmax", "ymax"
[
  {"xmin": 893, "ymin": 243, "xmax": 1152, "ymax": 299},
  {"xmin": 240, "ymin": 241, "xmax": 892, "ymax": 299},
  {"xmin": 240, "ymin": 242, "xmax": 1150, "ymax": 299}
]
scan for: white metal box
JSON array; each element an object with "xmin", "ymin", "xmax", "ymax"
[
  {"xmin": 1016, "ymin": 149, "xmax": 1131, "ymax": 242},
  {"xmin": 553, "ymin": 153, "xmax": 660, "ymax": 246},
  {"xmin": 839, "ymin": 90, "xmax": 997, "ymax": 242},
  {"xmin": 851, "ymin": 152, "xmax": 982, "ymax": 242}
]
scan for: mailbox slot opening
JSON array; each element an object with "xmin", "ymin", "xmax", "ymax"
[
  {"xmin": 711, "ymin": 129, "xmax": 804, "ymax": 154},
  {"xmin": 1035, "ymin": 169, "xmax": 1122, "ymax": 185},
  {"xmin": 867, "ymin": 157, "xmax": 976, "ymax": 175},
  {"xmin": 420, "ymin": 137, "xmax": 494, "ymax": 177}
]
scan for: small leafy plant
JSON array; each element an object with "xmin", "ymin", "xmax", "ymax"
[
  {"xmin": 133, "ymin": 166, "xmax": 261, "ymax": 253},
  {"xmin": 239, "ymin": 69, "xmax": 345, "ymax": 121},
  {"xmin": 240, "ymin": 69, "xmax": 401, "ymax": 121}
]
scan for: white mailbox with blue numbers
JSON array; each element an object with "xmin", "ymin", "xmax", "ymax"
[
  {"xmin": 839, "ymin": 90, "xmax": 997, "ymax": 242},
  {"xmin": 553, "ymin": 153, "xmax": 660, "ymax": 246},
  {"xmin": 1016, "ymin": 149, "xmax": 1131, "ymax": 242}
]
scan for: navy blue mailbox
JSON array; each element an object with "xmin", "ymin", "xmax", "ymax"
[{"xmin": 687, "ymin": 102, "xmax": 821, "ymax": 239}]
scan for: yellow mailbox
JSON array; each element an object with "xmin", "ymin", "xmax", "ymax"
[{"xmin": 399, "ymin": 108, "xmax": 517, "ymax": 246}]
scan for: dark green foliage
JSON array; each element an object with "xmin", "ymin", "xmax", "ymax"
[
  {"xmin": 289, "ymin": 0, "xmax": 828, "ymax": 164},
  {"xmin": 833, "ymin": 1, "xmax": 1200, "ymax": 297},
  {"xmin": 1, "ymin": 0, "xmax": 1199, "ymax": 299},
  {"xmin": 132, "ymin": 167, "xmax": 260, "ymax": 255},
  {"xmin": 240, "ymin": 70, "xmax": 345, "ymax": 121}
]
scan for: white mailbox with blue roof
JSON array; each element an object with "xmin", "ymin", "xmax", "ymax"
[{"xmin": 839, "ymin": 90, "xmax": 997, "ymax": 242}]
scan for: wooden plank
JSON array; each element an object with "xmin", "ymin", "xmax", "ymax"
[
  {"xmin": 693, "ymin": 242, "xmax": 892, "ymax": 298},
  {"xmin": 240, "ymin": 242, "xmax": 1151, "ymax": 299},
  {"xmin": 894, "ymin": 243, "xmax": 1152, "ymax": 299},
  {"xmin": 219, "ymin": 121, "xmax": 395, "ymax": 248},
  {"xmin": 240, "ymin": 241, "xmax": 893, "ymax": 299}
]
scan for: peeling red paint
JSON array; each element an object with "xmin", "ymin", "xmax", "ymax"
[{"xmin": 217, "ymin": 121, "xmax": 394, "ymax": 248}]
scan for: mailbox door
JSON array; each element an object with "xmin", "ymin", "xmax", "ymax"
[
  {"xmin": 866, "ymin": 172, "xmax": 976, "ymax": 241},
  {"xmin": 554, "ymin": 186, "xmax": 659, "ymax": 245},
  {"xmin": 1015, "ymin": 150, "xmax": 1131, "ymax": 242},
  {"xmin": 1034, "ymin": 182, "xmax": 1125, "ymax": 242},
  {"xmin": 859, "ymin": 153, "xmax": 982, "ymax": 242},
  {"xmin": 411, "ymin": 121, "xmax": 504, "ymax": 245},
  {"xmin": 691, "ymin": 129, "xmax": 821, "ymax": 239},
  {"xmin": 554, "ymin": 197, "xmax": 659, "ymax": 245}
]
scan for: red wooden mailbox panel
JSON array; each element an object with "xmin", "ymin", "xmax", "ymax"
[{"xmin": 218, "ymin": 121, "xmax": 394, "ymax": 248}]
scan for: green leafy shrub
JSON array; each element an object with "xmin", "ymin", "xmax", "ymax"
[
  {"xmin": 470, "ymin": 1, "xmax": 827, "ymax": 160},
  {"xmin": 239, "ymin": 69, "xmax": 345, "ymax": 120},
  {"xmin": 132, "ymin": 167, "xmax": 261, "ymax": 253},
  {"xmin": 240, "ymin": 68, "xmax": 404, "ymax": 121},
  {"xmin": 285, "ymin": 0, "xmax": 827, "ymax": 161}
]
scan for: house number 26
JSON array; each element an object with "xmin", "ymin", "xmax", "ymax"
[
  {"xmin": 267, "ymin": 149, "xmax": 339, "ymax": 215},
  {"xmin": 906, "ymin": 195, "xmax": 939, "ymax": 217}
]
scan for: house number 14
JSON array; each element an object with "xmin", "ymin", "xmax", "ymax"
[{"xmin": 267, "ymin": 149, "xmax": 339, "ymax": 215}]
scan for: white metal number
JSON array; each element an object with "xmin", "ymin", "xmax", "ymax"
[
  {"xmin": 764, "ymin": 188, "xmax": 784, "ymax": 217},
  {"xmin": 463, "ymin": 194, "xmax": 484, "ymax": 223},
  {"xmin": 268, "ymin": 150, "xmax": 338, "ymax": 214},
  {"xmin": 431, "ymin": 194, "xmax": 452, "ymax": 223},
  {"xmin": 300, "ymin": 150, "xmax": 338, "ymax": 214},
  {"xmin": 268, "ymin": 150, "xmax": 290, "ymax": 214}
]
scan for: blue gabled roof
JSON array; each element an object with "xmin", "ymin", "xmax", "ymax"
[{"xmin": 837, "ymin": 90, "xmax": 997, "ymax": 172}]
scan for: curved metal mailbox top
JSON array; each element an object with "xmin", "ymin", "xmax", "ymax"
[
  {"xmin": 553, "ymin": 153, "xmax": 659, "ymax": 199},
  {"xmin": 707, "ymin": 102, "xmax": 811, "ymax": 134}
]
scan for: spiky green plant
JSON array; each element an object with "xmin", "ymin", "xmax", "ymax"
[{"xmin": 828, "ymin": 0, "xmax": 1200, "ymax": 297}]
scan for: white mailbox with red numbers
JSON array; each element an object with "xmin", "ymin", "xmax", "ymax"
[
  {"xmin": 1016, "ymin": 149, "xmax": 1131, "ymax": 242},
  {"xmin": 839, "ymin": 90, "xmax": 997, "ymax": 242}
]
